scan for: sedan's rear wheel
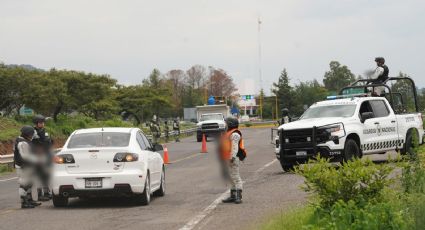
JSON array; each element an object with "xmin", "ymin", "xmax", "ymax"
[
  {"xmin": 138, "ymin": 174, "xmax": 151, "ymax": 206},
  {"xmin": 52, "ymin": 195, "xmax": 68, "ymax": 207},
  {"xmin": 154, "ymin": 168, "xmax": 165, "ymax": 197}
]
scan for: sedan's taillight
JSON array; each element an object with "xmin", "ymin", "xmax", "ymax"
[
  {"xmin": 113, "ymin": 153, "xmax": 138, "ymax": 162},
  {"xmin": 54, "ymin": 154, "xmax": 75, "ymax": 164}
]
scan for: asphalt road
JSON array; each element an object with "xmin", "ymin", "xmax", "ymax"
[{"xmin": 0, "ymin": 128, "xmax": 397, "ymax": 230}]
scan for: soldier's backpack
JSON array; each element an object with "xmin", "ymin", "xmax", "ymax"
[{"xmin": 234, "ymin": 130, "xmax": 247, "ymax": 161}]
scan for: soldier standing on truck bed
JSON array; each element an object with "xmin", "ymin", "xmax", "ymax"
[{"xmin": 369, "ymin": 57, "xmax": 389, "ymax": 96}]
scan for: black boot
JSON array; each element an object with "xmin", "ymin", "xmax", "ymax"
[
  {"xmin": 37, "ymin": 188, "xmax": 51, "ymax": 201},
  {"xmin": 21, "ymin": 198, "xmax": 35, "ymax": 209},
  {"xmin": 27, "ymin": 193, "xmax": 41, "ymax": 206},
  {"xmin": 222, "ymin": 189, "xmax": 236, "ymax": 203},
  {"xmin": 234, "ymin": 190, "xmax": 242, "ymax": 204}
]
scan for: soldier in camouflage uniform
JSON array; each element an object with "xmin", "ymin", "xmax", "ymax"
[
  {"xmin": 164, "ymin": 120, "xmax": 170, "ymax": 143},
  {"xmin": 149, "ymin": 115, "xmax": 161, "ymax": 145}
]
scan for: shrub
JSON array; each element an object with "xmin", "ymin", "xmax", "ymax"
[
  {"xmin": 295, "ymin": 157, "xmax": 394, "ymax": 210},
  {"xmin": 304, "ymin": 200, "xmax": 407, "ymax": 230}
]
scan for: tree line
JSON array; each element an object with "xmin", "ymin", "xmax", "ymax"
[{"xmin": 0, "ymin": 63, "xmax": 237, "ymax": 124}]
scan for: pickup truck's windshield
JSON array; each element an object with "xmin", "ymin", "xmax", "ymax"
[
  {"xmin": 200, "ymin": 114, "xmax": 223, "ymax": 121},
  {"xmin": 300, "ymin": 105, "xmax": 357, "ymax": 119}
]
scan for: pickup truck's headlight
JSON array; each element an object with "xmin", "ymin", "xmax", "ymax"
[
  {"xmin": 219, "ymin": 123, "xmax": 225, "ymax": 129},
  {"xmin": 322, "ymin": 123, "xmax": 345, "ymax": 138},
  {"xmin": 197, "ymin": 124, "xmax": 202, "ymax": 130}
]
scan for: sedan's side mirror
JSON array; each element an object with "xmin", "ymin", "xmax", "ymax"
[
  {"xmin": 153, "ymin": 144, "xmax": 164, "ymax": 152},
  {"xmin": 361, "ymin": 112, "xmax": 374, "ymax": 123}
]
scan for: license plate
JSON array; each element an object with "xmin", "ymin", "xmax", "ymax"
[
  {"xmin": 85, "ymin": 178, "xmax": 102, "ymax": 188},
  {"xmin": 296, "ymin": 151, "xmax": 307, "ymax": 156}
]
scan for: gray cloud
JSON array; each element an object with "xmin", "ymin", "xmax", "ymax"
[{"xmin": 1, "ymin": 0, "xmax": 424, "ymax": 94}]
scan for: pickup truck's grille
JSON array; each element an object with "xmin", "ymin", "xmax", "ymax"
[
  {"xmin": 281, "ymin": 128, "xmax": 330, "ymax": 147},
  {"xmin": 202, "ymin": 123, "xmax": 219, "ymax": 130}
]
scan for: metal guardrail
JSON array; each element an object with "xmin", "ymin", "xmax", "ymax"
[
  {"xmin": 146, "ymin": 127, "xmax": 197, "ymax": 140},
  {"xmin": 0, "ymin": 154, "xmax": 13, "ymax": 164}
]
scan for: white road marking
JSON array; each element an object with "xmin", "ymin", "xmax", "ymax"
[
  {"xmin": 0, "ymin": 177, "xmax": 17, "ymax": 182},
  {"xmin": 179, "ymin": 158, "xmax": 278, "ymax": 230},
  {"xmin": 179, "ymin": 191, "xmax": 229, "ymax": 230},
  {"xmin": 170, "ymin": 153, "xmax": 202, "ymax": 164},
  {"xmin": 255, "ymin": 159, "xmax": 278, "ymax": 174}
]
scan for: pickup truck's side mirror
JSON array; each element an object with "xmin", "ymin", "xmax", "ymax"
[
  {"xmin": 361, "ymin": 112, "xmax": 374, "ymax": 123},
  {"xmin": 153, "ymin": 144, "xmax": 164, "ymax": 152}
]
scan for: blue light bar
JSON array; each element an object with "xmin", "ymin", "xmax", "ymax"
[{"xmin": 326, "ymin": 93, "xmax": 369, "ymax": 100}]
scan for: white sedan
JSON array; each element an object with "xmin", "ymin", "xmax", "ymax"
[{"xmin": 51, "ymin": 127, "xmax": 165, "ymax": 207}]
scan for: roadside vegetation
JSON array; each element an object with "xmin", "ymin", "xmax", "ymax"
[
  {"xmin": 0, "ymin": 115, "xmax": 196, "ymax": 143},
  {"xmin": 0, "ymin": 164, "xmax": 14, "ymax": 176},
  {"xmin": 262, "ymin": 144, "xmax": 425, "ymax": 230}
]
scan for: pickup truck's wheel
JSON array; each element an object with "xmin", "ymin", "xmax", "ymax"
[
  {"xmin": 343, "ymin": 139, "xmax": 360, "ymax": 163},
  {"xmin": 279, "ymin": 160, "xmax": 294, "ymax": 172},
  {"xmin": 52, "ymin": 194, "xmax": 68, "ymax": 207},
  {"xmin": 401, "ymin": 129, "xmax": 417, "ymax": 156}
]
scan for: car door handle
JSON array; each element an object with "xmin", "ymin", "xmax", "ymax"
[
  {"xmin": 374, "ymin": 122, "xmax": 380, "ymax": 125},
  {"xmin": 391, "ymin": 120, "xmax": 396, "ymax": 123}
]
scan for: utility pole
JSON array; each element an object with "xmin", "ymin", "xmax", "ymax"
[
  {"xmin": 258, "ymin": 17, "xmax": 263, "ymax": 120},
  {"xmin": 275, "ymin": 94, "xmax": 278, "ymax": 121}
]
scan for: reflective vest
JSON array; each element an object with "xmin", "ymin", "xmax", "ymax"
[{"xmin": 220, "ymin": 129, "xmax": 246, "ymax": 161}]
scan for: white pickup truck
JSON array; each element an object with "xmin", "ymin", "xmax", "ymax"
[
  {"xmin": 275, "ymin": 95, "xmax": 424, "ymax": 171},
  {"xmin": 196, "ymin": 113, "xmax": 226, "ymax": 142}
]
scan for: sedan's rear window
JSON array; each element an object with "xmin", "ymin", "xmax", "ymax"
[{"xmin": 67, "ymin": 132, "xmax": 131, "ymax": 149}]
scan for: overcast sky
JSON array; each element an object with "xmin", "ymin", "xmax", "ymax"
[{"xmin": 1, "ymin": 0, "xmax": 424, "ymax": 95}]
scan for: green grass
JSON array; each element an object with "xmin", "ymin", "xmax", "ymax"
[
  {"xmin": 0, "ymin": 164, "xmax": 14, "ymax": 175},
  {"xmin": 261, "ymin": 206, "xmax": 314, "ymax": 230},
  {"xmin": 0, "ymin": 117, "xmax": 21, "ymax": 141}
]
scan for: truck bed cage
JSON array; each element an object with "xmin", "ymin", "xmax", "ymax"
[{"xmin": 339, "ymin": 77, "xmax": 419, "ymax": 112}]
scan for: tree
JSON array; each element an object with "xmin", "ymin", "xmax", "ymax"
[
  {"xmin": 207, "ymin": 67, "xmax": 237, "ymax": 97},
  {"xmin": 272, "ymin": 68, "xmax": 294, "ymax": 117},
  {"xmin": 185, "ymin": 65, "xmax": 207, "ymax": 107},
  {"xmin": 141, "ymin": 69, "xmax": 173, "ymax": 118},
  {"xmin": 293, "ymin": 80, "xmax": 329, "ymax": 116},
  {"xmin": 165, "ymin": 69, "xmax": 186, "ymax": 115},
  {"xmin": 0, "ymin": 64, "xmax": 44, "ymax": 115},
  {"xmin": 323, "ymin": 61, "xmax": 356, "ymax": 93}
]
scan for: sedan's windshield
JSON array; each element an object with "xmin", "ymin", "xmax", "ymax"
[
  {"xmin": 300, "ymin": 105, "xmax": 357, "ymax": 119},
  {"xmin": 200, "ymin": 114, "xmax": 223, "ymax": 121},
  {"xmin": 67, "ymin": 132, "xmax": 131, "ymax": 149}
]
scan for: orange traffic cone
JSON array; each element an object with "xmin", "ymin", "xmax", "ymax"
[
  {"xmin": 201, "ymin": 134, "xmax": 208, "ymax": 153},
  {"xmin": 163, "ymin": 144, "xmax": 169, "ymax": 164}
]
